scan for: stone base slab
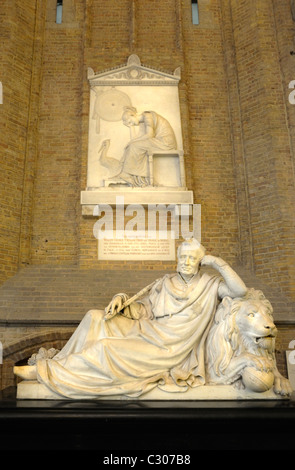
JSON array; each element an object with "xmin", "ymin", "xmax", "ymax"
[
  {"xmin": 81, "ymin": 187, "xmax": 194, "ymax": 215},
  {"xmin": 16, "ymin": 380, "xmax": 288, "ymax": 401}
]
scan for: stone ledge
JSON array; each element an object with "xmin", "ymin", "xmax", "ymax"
[
  {"xmin": 81, "ymin": 188, "xmax": 194, "ymax": 214},
  {"xmin": 16, "ymin": 380, "xmax": 286, "ymax": 401}
]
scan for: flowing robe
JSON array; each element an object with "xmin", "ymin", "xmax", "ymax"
[
  {"xmin": 36, "ymin": 271, "xmax": 222, "ymax": 399},
  {"xmin": 121, "ymin": 111, "xmax": 177, "ymax": 180}
]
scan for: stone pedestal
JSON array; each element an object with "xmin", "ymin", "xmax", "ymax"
[
  {"xmin": 81, "ymin": 186, "xmax": 194, "ymax": 215},
  {"xmin": 1, "ymin": 386, "xmax": 295, "ymax": 452},
  {"xmin": 16, "ymin": 380, "xmax": 286, "ymax": 401}
]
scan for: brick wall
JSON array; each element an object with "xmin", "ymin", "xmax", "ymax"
[
  {"xmin": 0, "ymin": 0, "xmax": 39, "ymax": 283},
  {"xmin": 221, "ymin": 0, "xmax": 295, "ymax": 298},
  {"xmin": 30, "ymin": 0, "xmax": 84, "ymax": 265},
  {"xmin": 1, "ymin": 0, "xmax": 294, "ymax": 288},
  {"xmin": 7, "ymin": 0, "xmax": 295, "ymax": 282},
  {"xmin": 181, "ymin": 0, "xmax": 240, "ymax": 262}
]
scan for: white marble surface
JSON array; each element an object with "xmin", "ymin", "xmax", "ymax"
[
  {"xmin": 86, "ymin": 56, "xmax": 184, "ymax": 190},
  {"xmin": 14, "ymin": 239, "xmax": 292, "ymax": 401},
  {"xmin": 16, "ymin": 380, "xmax": 285, "ymax": 401},
  {"xmin": 81, "ymin": 188, "xmax": 194, "ymax": 212}
]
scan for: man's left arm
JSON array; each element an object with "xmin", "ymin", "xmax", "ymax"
[{"xmin": 201, "ymin": 255, "xmax": 247, "ymax": 299}]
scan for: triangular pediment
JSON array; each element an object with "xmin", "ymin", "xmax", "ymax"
[{"xmin": 87, "ymin": 55, "xmax": 181, "ymax": 87}]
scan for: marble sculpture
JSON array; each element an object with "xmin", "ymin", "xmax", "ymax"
[
  {"xmin": 14, "ymin": 238, "xmax": 292, "ymax": 400},
  {"xmin": 98, "ymin": 107, "xmax": 177, "ymax": 187}
]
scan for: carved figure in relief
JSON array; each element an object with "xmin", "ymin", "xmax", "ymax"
[
  {"xmin": 205, "ymin": 289, "xmax": 292, "ymax": 396},
  {"xmin": 99, "ymin": 107, "xmax": 177, "ymax": 187},
  {"xmin": 13, "ymin": 238, "xmax": 291, "ymax": 399}
]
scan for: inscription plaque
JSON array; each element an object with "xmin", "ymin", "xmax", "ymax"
[{"xmin": 98, "ymin": 232, "xmax": 175, "ymax": 261}]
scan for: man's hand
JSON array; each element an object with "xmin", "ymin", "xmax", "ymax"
[
  {"xmin": 201, "ymin": 254, "xmax": 247, "ymax": 298},
  {"xmin": 104, "ymin": 295, "xmax": 124, "ymax": 321},
  {"xmin": 200, "ymin": 255, "xmax": 227, "ymax": 269}
]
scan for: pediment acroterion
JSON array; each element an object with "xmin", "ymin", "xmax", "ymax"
[{"xmin": 87, "ymin": 55, "xmax": 181, "ymax": 87}]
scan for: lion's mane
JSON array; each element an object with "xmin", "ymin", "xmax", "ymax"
[{"xmin": 205, "ymin": 288, "xmax": 274, "ymax": 384}]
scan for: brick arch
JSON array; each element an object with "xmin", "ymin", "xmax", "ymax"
[{"xmin": 1, "ymin": 329, "xmax": 74, "ymax": 390}]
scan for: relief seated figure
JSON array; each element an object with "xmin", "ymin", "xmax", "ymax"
[
  {"xmin": 14, "ymin": 238, "xmax": 292, "ymax": 399},
  {"xmin": 99, "ymin": 107, "xmax": 178, "ymax": 187}
]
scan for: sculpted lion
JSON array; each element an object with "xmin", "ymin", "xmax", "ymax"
[{"xmin": 205, "ymin": 288, "xmax": 292, "ymax": 396}]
